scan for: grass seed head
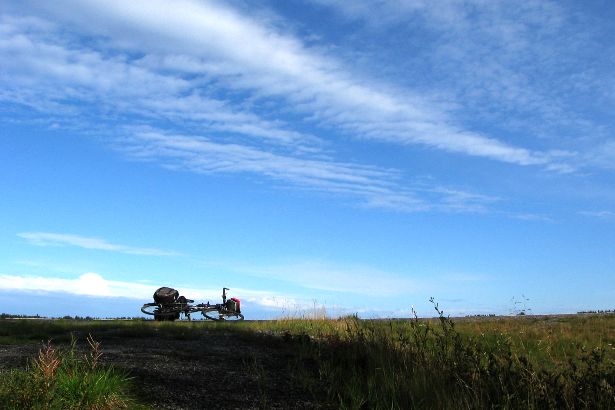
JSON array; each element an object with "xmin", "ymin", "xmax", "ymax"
[{"xmin": 35, "ymin": 340, "xmax": 61, "ymax": 386}]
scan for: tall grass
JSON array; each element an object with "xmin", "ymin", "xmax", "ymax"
[
  {"xmin": 1, "ymin": 312, "xmax": 613, "ymax": 408},
  {"xmin": 0, "ymin": 335, "xmax": 144, "ymax": 409},
  {"xmin": 281, "ymin": 302, "xmax": 615, "ymax": 409}
]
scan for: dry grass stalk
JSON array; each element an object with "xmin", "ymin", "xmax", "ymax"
[
  {"xmin": 34, "ymin": 341, "xmax": 61, "ymax": 386},
  {"xmin": 86, "ymin": 333, "xmax": 103, "ymax": 370}
]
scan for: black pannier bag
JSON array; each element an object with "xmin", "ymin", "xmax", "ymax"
[{"xmin": 153, "ymin": 287, "xmax": 179, "ymax": 304}]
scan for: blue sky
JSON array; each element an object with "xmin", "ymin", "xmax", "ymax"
[{"xmin": 1, "ymin": 0, "xmax": 614, "ymax": 318}]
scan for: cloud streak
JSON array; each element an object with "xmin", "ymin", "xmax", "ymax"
[
  {"xmin": 579, "ymin": 211, "xmax": 615, "ymax": 219},
  {"xmin": 313, "ymin": 0, "xmax": 615, "ymax": 172},
  {"xmin": 18, "ymin": 232, "xmax": 179, "ymax": 256},
  {"xmin": 0, "ymin": 12, "xmax": 494, "ymax": 212},
  {"xmin": 121, "ymin": 128, "xmax": 428, "ymax": 211},
  {"xmin": 3, "ymin": 0, "xmax": 559, "ymax": 167},
  {"xmin": 229, "ymin": 261, "xmax": 418, "ymax": 296},
  {"xmin": 3, "ymin": 1, "xmax": 599, "ymax": 217},
  {"xmin": 120, "ymin": 128, "xmax": 499, "ymax": 212},
  {"xmin": 0, "ymin": 14, "xmax": 316, "ymax": 150}
]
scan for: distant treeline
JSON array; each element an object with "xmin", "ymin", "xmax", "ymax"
[
  {"xmin": 57, "ymin": 315, "xmax": 146, "ymax": 321},
  {"xmin": 0, "ymin": 313, "xmax": 145, "ymax": 321},
  {"xmin": 0, "ymin": 313, "xmax": 42, "ymax": 319},
  {"xmin": 577, "ymin": 309, "xmax": 615, "ymax": 314}
]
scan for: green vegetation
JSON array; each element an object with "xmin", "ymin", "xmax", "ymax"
[
  {"xmin": 0, "ymin": 335, "xmax": 144, "ymax": 409},
  {"xmin": 240, "ymin": 306, "xmax": 614, "ymax": 408},
  {"xmin": 1, "ymin": 307, "xmax": 613, "ymax": 409}
]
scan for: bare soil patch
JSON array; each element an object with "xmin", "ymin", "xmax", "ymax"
[{"xmin": 0, "ymin": 326, "xmax": 325, "ymax": 409}]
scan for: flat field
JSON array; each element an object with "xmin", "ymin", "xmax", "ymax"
[{"xmin": 0, "ymin": 313, "xmax": 613, "ymax": 409}]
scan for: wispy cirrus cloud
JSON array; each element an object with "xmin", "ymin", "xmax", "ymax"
[
  {"xmin": 0, "ymin": 14, "xmax": 317, "ymax": 150},
  {"xmin": 509, "ymin": 213, "xmax": 554, "ymax": 222},
  {"xmin": 313, "ymin": 0, "xmax": 615, "ymax": 171},
  {"xmin": 227, "ymin": 260, "xmax": 418, "ymax": 296},
  {"xmin": 579, "ymin": 211, "xmax": 615, "ymax": 219},
  {"xmin": 0, "ymin": 11, "xmax": 498, "ymax": 213},
  {"xmin": 5, "ymin": 0, "xmax": 603, "ymax": 218},
  {"xmin": 121, "ymin": 128, "xmax": 427, "ymax": 211},
  {"xmin": 18, "ymin": 232, "xmax": 179, "ymax": 256},
  {"xmin": 121, "ymin": 128, "xmax": 501, "ymax": 212},
  {"xmin": 2, "ymin": 0, "xmax": 562, "ymax": 168}
]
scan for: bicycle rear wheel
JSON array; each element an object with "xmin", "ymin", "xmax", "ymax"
[
  {"xmin": 141, "ymin": 303, "xmax": 160, "ymax": 316},
  {"xmin": 141, "ymin": 303, "xmax": 180, "ymax": 321},
  {"xmin": 155, "ymin": 313, "xmax": 180, "ymax": 321}
]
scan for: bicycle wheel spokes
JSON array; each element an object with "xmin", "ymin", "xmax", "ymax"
[
  {"xmin": 225, "ymin": 312, "xmax": 244, "ymax": 321},
  {"xmin": 141, "ymin": 303, "xmax": 160, "ymax": 316},
  {"xmin": 203, "ymin": 308, "xmax": 244, "ymax": 321},
  {"xmin": 142, "ymin": 303, "xmax": 183, "ymax": 321}
]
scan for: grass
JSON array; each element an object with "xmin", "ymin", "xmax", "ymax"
[
  {"xmin": 231, "ymin": 303, "xmax": 615, "ymax": 409},
  {"xmin": 1, "ymin": 308, "xmax": 614, "ymax": 409},
  {"xmin": 0, "ymin": 318, "xmax": 213, "ymax": 345},
  {"xmin": 278, "ymin": 306, "xmax": 614, "ymax": 409},
  {"xmin": 0, "ymin": 334, "xmax": 145, "ymax": 409}
]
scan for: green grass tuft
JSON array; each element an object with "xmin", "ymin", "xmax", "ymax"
[{"xmin": 0, "ymin": 335, "xmax": 145, "ymax": 410}]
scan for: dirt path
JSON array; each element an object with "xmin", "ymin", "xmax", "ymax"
[{"xmin": 0, "ymin": 328, "xmax": 325, "ymax": 409}]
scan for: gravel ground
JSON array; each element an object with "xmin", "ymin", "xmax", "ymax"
[{"xmin": 0, "ymin": 328, "xmax": 325, "ymax": 409}]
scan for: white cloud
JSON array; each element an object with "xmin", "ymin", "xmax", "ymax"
[
  {"xmin": 0, "ymin": 272, "xmax": 299, "ymax": 312},
  {"xmin": 18, "ymin": 232, "xmax": 179, "ymax": 256},
  {"xmin": 121, "ymin": 127, "xmax": 499, "ymax": 212},
  {"xmin": 4, "ymin": 0, "xmax": 559, "ymax": 167},
  {"xmin": 122, "ymin": 128, "xmax": 426, "ymax": 211},
  {"xmin": 312, "ymin": 0, "xmax": 604, "ymax": 169},
  {"xmin": 0, "ymin": 15, "xmax": 316, "ymax": 150},
  {"xmin": 0, "ymin": 271, "xmax": 408, "ymax": 318},
  {"xmin": 1, "ymin": 13, "xmax": 497, "ymax": 212},
  {"xmin": 0, "ymin": 272, "xmax": 141, "ymax": 298},
  {"xmin": 4, "ymin": 1, "xmax": 599, "ymax": 217}
]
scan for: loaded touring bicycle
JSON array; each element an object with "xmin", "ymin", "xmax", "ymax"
[{"xmin": 141, "ymin": 287, "xmax": 243, "ymax": 321}]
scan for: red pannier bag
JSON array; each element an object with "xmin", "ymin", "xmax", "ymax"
[{"xmin": 229, "ymin": 297, "xmax": 241, "ymax": 313}]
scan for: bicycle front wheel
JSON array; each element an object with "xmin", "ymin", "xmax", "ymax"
[{"xmin": 203, "ymin": 310, "xmax": 244, "ymax": 321}]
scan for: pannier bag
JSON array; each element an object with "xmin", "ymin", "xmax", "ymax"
[
  {"xmin": 153, "ymin": 287, "xmax": 179, "ymax": 304},
  {"xmin": 227, "ymin": 297, "xmax": 241, "ymax": 313}
]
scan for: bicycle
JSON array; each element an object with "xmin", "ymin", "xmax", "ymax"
[{"xmin": 141, "ymin": 287, "xmax": 244, "ymax": 321}]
